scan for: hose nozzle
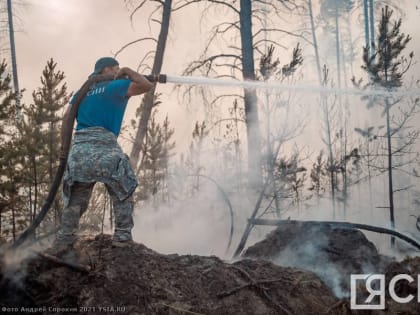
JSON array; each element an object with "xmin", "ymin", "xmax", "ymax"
[{"xmin": 144, "ymin": 74, "xmax": 167, "ymax": 83}]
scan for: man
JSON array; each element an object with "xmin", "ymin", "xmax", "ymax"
[{"xmin": 55, "ymin": 57, "xmax": 153, "ymax": 249}]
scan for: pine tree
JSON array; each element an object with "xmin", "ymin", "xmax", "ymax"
[
  {"xmin": 128, "ymin": 93, "xmax": 176, "ymax": 203},
  {"xmin": 19, "ymin": 59, "xmax": 68, "ymax": 232},
  {"xmin": 309, "ymin": 150, "xmax": 327, "ymax": 204},
  {"xmin": 0, "ymin": 60, "xmax": 23, "ymax": 241},
  {"xmin": 138, "ymin": 110, "xmax": 175, "ymax": 201},
  {"xmin": 360, "ymin": 6, "xmax": 417, "ymax": 245},
  {"xmin": 185, "ymin": 121, "xmax": 209, "ymax": 195}
]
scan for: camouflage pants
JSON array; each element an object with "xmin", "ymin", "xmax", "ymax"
[
  {"xmin": 56, "ymin": 182, "xmax": 134, "ymax": 244},
  {"xmin": 56, "ymin": 127, "xmax": 137, "ymax": 245}
]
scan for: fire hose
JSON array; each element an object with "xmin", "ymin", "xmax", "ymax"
[
  {"xmin": 12, "ymin": 73, "xmax": 167, "ymax": 249},
  {"xmin": 11, "ymin": 72, "xmax": 420, "ymax": 254}
]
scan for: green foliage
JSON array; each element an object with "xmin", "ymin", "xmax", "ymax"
[
  {"xmin": 21, "ymin": 59, "xmax": 68, "ymax": 229},
  {"xmin": 0, "ymin": 59, "xmax": 68, "ymax": 240},
  {"xmin": 362, "ymin": 6, "xmax": 412, "ymax": 90},
  {"xmin": 178, "ymin": 121, "xmax": 210, "ymax": 196},
  {"xmin": 356, "ymin": 6, "xmax": 418, "ymax": 235},
  {"xmin": 309, "ymin": 151, "xmax": 327, "ymax": 198},
  {"xmin": 0, "ymin": 60, "xmax": 23, "ymax": 240},
  {"xmin": 259, "ymin": 45, "xmax": 280, "ymax": 80},
  {"xmin": 136, "ymin": 101, "xmax": 176, "ymax": 201},
  {"xmin": 258, "ymin": 44, "xmax": 303, "ymax": 81},
  {"xmin": 272, "ymin": 153, "xmax": 307, "ymax": 210},
  {"xmin": 281, "ymin": 44, "xmax": 303, "ymax": 78}
]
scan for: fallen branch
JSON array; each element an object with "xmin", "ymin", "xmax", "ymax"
[
  {"xmin": 217, "ymin": 277, "xmax": 285, "ymax": 298},
  {"xmin": 158, "ymin": 303, "xmax": 204, "ymax": 315},
  {"xmin": 37, "ymin": 252, "xmax": 91, "ymax": 273},
  {"xmin": 325, "ymin": 299, "xmax": 349, "ymax": 315},
  {"xmin": 218, "ymin": 265, "xmax": 293, "ymax": 315}
]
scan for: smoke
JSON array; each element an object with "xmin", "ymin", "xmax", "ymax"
[
  {"xmin": 133, "ymin": 189, "xmax": 232, "ymax": 257},
  {"xmin": 0, "ymin": 240, "xmax": 49, "ymax": 306},
  {"xmin": 132, "ymin": 177, "xmax": 274, "ymax": 258},
  {"xmin": 128, "ymin": 76, "xmax": 420, "ymax": 263},
  {"xmin": 273, "ymin": 235, "xmax": 348, "ymax": 298}
]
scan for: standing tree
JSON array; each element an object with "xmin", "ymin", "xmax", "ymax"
[
  {"xmin": 184, "ymin": 121, "xmax": 209, "ymax": 196},
  {"xmin": 358, "ymin": 6, "xmax": 418, "ymax": 245},
  {"xmin": 136, "ymin": 109, "xmax": 175, "ymax": 203},
  {"xmin": 182, "ymin": 0, "xmax": 304, "ymax": 187},
  {"xmin": 309, "ymin": 150, "xmax": 327, "ymax": 205},
  {"xmin": 0, "ymin": 60, "xmax": 22, "ymax": 241},
  {"xmin": 6, "ymin": 0, "xmax": 20, "ymax": 104},
  {"xmin": 17, "ymin": 59, "xmax": 68, "ymax": 234},
  {"xmin": 120, "ymin": 0, "xmax": 173, "ymax": 169},
  {"xmin": 239, "ymin": 0, "xmax": 261, "ymax": 185},
  {"xmin": 258, "ymin": 43, "xmax": 304, "ymax": 216},
  {"xmin": 320, "ymin": 66, "xmax": 340, "ymax": 217},
  {"xmin": 354, "ymin": 125, "xmax": 382, "ymax": 214}
]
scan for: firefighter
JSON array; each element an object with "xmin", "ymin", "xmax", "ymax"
[{"xmin": 55, "ymin": 57, "xmax": 153, "ymax": 249}]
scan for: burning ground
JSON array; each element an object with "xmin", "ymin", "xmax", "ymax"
[{"xmin": 0, "ymin": 223, "xmax": 419, "ymax": 315}]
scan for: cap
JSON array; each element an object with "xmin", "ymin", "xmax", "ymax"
[{"xmin": 91, "ymin": 57, "xmax": 119, "ymax": 76}]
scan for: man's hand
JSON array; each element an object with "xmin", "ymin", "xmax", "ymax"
[
  {"xmin": 116, "ymin": 67, "xmax": 153, "ymax": 97},
  {"xmin": 114, "ymin": 67, "xmax": 131, "ymax": 80}
]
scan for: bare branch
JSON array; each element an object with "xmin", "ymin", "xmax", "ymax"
[
  {"xmin": 209, "ymin": 94, "xmax": 243, "ymax": 107},
  {"xmin": 227, "ymin": 45, "xmax": 241, "ymax": 51},
  {"xmin": 209, "ymin": 118, "xmax": 246, "ymax": 132},
  {"xmin": 210, "ymin": 21, "xmax": 240, "ymax": 34},
  {"xmin": 173, "ymin": 0, "xmax": 239, "ymax": 13},
  {"xmin": 254, "ymin": 39, "xmax": 287, "ymax": 50},
  {"xmin": 129, "ymin": 0, "xmax": 147, "ymax": 29},
  {"xmin": 148, "ymin": 4, "xmax": 163, "ymax": 29},
  {"xmin": 173, "ymin": 0, "xmax": 202, "ymax": 12},
  {"xmin": 253, "ymin": 28, "xmax": 312, "ymax": 45},
  {"xmin": 135, "ymin": 50, "xmax": 156, "ymax": 72},
  {"xmin": 207, "ymin": 0, "xmax": 239, "ymax": 14},
  {"xmin": 113, "ymin": 37, "xmax": 157, "ymax": 58},
  {"xmin": 393, "ymin": 186, "xmax": 413, "ymax": 193},
  {"xmin": 202, "ymin": 21, "xmax": 240, "ymax": 57},
  {"xmin": 184, "ymin": 54, "xmax": 242, "ymax": 75},
  {"xmin": 214, "ymin": 63, "xmax": 242, "ymax": 73}
]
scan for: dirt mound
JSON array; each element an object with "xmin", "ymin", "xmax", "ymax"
[
  {"xmin": 242, "ymin": 221, "xmax": 420, "ymax": 314},
  {"xmin": 243, "ymin": 221, "xmax": 391, "ymax": 294},
  {"xmin": 0, "ymin": 235, "xmax": 341, "ymax": 315}
]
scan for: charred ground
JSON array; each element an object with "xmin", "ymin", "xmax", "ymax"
[{"xmin": 0, "ymin": 222, "xmax": 419, "ymax": 315}]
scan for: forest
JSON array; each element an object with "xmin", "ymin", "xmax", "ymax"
[{"xmin": 0, "ymin": 0, "xmax": 420, "ymax": 313}]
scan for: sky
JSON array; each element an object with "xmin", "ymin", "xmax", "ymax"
[
  {"xmin": 9, "ymin": 1, "xmax": 420, "ymax": 129},
  {"xmin": 12, "ymin": 0, "xmax": 201, "ymax": 150},
  {"xmin": 15, "ymin": 0, "xmax": 137, "ymax": 92}
]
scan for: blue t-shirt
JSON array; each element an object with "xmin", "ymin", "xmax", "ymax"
[{"xmin": 71, "ymin": 79, "xmax": 131, "ymax": 136}]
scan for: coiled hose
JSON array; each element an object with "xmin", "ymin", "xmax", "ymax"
[{"xmin": 12, "ymin": 73, "xmax": 166, "ymax": 249}]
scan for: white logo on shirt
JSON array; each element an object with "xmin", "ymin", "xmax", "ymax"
[{"xmin": 87, "ymin": 86, "xmax": 105, "ymax": 96}]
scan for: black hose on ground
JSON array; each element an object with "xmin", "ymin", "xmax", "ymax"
[{"xmin": 12, "ymin": 73, "xmax": 166, "ymax": 249}]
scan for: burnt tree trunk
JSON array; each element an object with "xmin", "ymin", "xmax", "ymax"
[
  {"xmin": 130, "ymin": 0, "xmax": 172, "ymax": 167},
  {"xmin": 240, "ymin": 0, "xmax": 261, "ymax": 186}
]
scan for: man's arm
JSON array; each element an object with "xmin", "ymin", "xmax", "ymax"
[{"xmin": 116, "ymin": 67, "xmax": 153, "ymax": 97}]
